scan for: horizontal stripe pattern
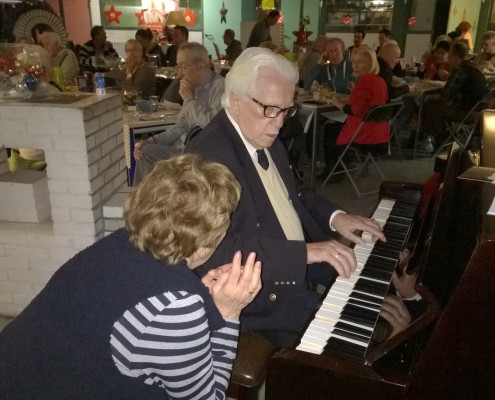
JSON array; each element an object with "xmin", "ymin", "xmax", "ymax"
[{"xmin": 110, "ymin": 291, "xmax": 239, "ymax": 399}]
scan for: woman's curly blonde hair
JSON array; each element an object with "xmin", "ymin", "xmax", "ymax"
[{"xmin": 124, "ymin": 154, "xmax": 241, "ymax": 264}]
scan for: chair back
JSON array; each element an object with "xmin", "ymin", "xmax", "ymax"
[
  {"xmin": 213, "ymin": 42, "xmax": 221, "ymax": 59},
  {"xmin": 156, "ymin": 76, "xmax": 173, "ymax": 101},
  {"xmin": 363, "ymin": 102, "xmax": 404, "ymax": 124}
]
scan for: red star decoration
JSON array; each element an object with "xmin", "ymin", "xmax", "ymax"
[
  {"xmin": 135, "ymin": 10, "xmax": 145, "ymax": 26},
  {"xmin": 183, "ymin": 8, "xmax": 197, "ymax": 27},
  {"xmin": 104, "ymin": 5, "xmax": 122, "ymax": 25}
]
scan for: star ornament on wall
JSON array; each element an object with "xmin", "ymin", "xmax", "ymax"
[
  {"xmin": 135, "ymin": 10, "xmax": 145, "ymax": 26},
  {"xmin": 220, "ymin": 2, "xmax": 228, "ymax": 24},
  {"xmin": 183, "ymin": 8, "xmax": 197, "ymax": 26},
  {"xmin": 104, "ymin": 5, "xmax": 122, "ymax": 25}
]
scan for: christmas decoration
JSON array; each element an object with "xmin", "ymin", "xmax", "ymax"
[
  {"xmin": 23, "ymin": 73, "xmax": 37, "ymax": 91},
  {"xmin": 104, "ymin": 4, "xmax": 122, "ymax": 25},
  {"xmin": 220, "ymin": 1, "xmax": 227, "ymax": 24},
  {"xmin": 135, "ymin": 10, "xmax": 145, "ymax": 26},
  {"xmin": 408, "ymin": 16, "xmax": 416, "ymax": 26},
  {"xmin": 183, "ymin": 7, "xmax": 197, "ymax": 27},
  {"xmin": 342, "ymin": 15, "xmax": 351, "ymax": 25}
]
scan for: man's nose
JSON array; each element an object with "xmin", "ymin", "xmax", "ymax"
[{"xmin": 272, "ymin": 113, "xmax": 285, "ymax": 128}]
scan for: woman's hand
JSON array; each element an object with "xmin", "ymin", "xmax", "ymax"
[
  {"xmin": 133, "ymin": 139, "xmax": 151, "ymax": 161},
  {"xmin": 380, "ymin": 295, "xmax": 412, "ymax": 337},
  {"xmin": 347, "ymin": 80, "xmax": 355, "ymax": 92},
  {"xmin": 207, "ymin": 251, "xmax": 262, "ymax": 320}
]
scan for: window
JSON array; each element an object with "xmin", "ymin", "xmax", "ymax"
[{"xmin": 325, "ymin": 0, "xmax": 394, "ymax": 33}]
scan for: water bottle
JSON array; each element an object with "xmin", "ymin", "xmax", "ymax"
[{"xmin": 94, "ymin": 72, "xmax": 106, "ymax": 95}]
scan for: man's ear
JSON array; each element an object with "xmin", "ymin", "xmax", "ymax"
[{"xmin": 230, "ymin": 94, "xmax": 241, "ymax": 116}]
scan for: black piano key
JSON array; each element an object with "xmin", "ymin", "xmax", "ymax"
[
  {"xmin": 324, "ymin": 337, "xmax": 367, "ymax": 362},
  {"xmin": 342, "ymin": 304, "xmax": 379, "ymax": 323},
  {"xmin": 365, "ymin": 256, "xmax": 397, "ymax": 271},
  {"xmin": 359, "ymin": 267, "xmax": 393, "ymax": 282},
  {"xmin": 350, "ymin": 291, "xmax": 383, "ymax": 306},
  {"xmin": 331, "ymin": 328, "xmax": 369, "ymax": 346},
  {"xmin": 340, "ymin": 312, "xmax": 376, "ymax": 329},
  {"xmin": 348, "ymin": 298, "xmax": 382, "ymax": 312},
  {"xmin": 353, "ymin": 279, "xmax": 390, "ymax": 297},
  {"xmin": 334, "ymin": 321, "xmax": 373, "ymax": 339}
]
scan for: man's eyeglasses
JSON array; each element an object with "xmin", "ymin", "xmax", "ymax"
[
  {"xmin": 251, "ymin": 98, "xmax": 298, "ymax": 119},
  {"xmin": 175, "ymin": 60, "xmax": 200, "ymax": 72}
]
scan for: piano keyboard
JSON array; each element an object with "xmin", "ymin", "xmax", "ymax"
[{"xmin": 296, "ymin": 197, "xmax": 419, "ymax": 361}]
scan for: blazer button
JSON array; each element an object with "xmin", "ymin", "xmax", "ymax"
[
  {"xmin": 257, "ymin": 222, "xmax": 260, "ymax": 228},
  {"xmin": 269, "ymin": 294, "xmax": 277, "ymax": 301}
]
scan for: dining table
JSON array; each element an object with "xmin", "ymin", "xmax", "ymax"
[
  {"xmin": 296, "ymin": 90, "xmax": 347, "ymax": 188},
  {"xmin": 122, "ymin": 104, "xmax": 180, "ymax": 186}
]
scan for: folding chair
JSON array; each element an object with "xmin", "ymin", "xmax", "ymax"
[
  {"xmin": 320, "ymin": 102, "xmax": 403, "ymax": 197},
  {"xmin": 388, "ymin": 98, "xmax": 404, "ymax": 158},
  {"xmin": 434, "ymin": 95, "xmax": 492, "ymax": 155}
]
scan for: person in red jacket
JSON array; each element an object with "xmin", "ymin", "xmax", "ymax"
[{"xmin": 319, "ymin": 46, "xmax": 389, "ymax": 182}]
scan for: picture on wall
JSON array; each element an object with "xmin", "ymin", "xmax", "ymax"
[{"xmin": 100, "ymin": 0, "xmax": 202, "ymax": 31}]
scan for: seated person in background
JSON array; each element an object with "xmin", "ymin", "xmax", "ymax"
[
  {"xmin": 323, "ymin": 47, "xmax": 389, "ymax": 181},
  {"xmin": 474, "ymin": 31, "xmax": 495, "ymax": 72},
  {"xmin": 298, "ymin": 35, "xmax": 329, "ymax": 89},
  {"xmin": 165, "ymin": 25, "xmax": 188, "ymax": 67},
  {"xmin": 378, "ymin": 41, "xmax": 410, "ymax": 100},
  {"xmin": 30, "ymin": 23, "xmax": 52, "ymax": 45},
  {"xmin": 109, "ymin": 39, "xmax": 156, "ymax": 99},
  {"xmin": 39, "ymin": 32, "xmax": 79, "ymax": 84},
  {"xmin": 186, "ymin": 47, "xmax": 387, "ymax": 348},
  {"xmin": 133, "ymin": 42, "xmax": 225, "ymax": 185},
  {"xmin": 422, "ymin": 41, "xmax": 487, "ymax": 149},
  {"xmin": 418, "ymin": 40, "xmax": 451, "ymax": 81},
  {"xmin": 376, "ymin": 28, "xmax": 391, "ymax": 53},
  {"xmin": 223, "ymin": 28, "xmax": 243, "ymax": 66},
  {"xmin": 305, "ymin": 37, "xmax": 353, "ymax": 93},
  {"xmin": 135, "ymin": 28, "xmax": 167, "ymax": 66},
  {"xmin": 0, "ymin": 154, "xmax": 262, "ymax": 399},
  {"xmin": 78, "ymin": 25, "xmax": 119, "ymax": 71},
  {"xmin": 345, "ymin": 27, "xmax": 366, "ymax": 59}
]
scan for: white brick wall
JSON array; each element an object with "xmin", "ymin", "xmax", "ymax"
[{"xmin": 0, "ymin": 94, "xmax": 125, "ymax": 317}]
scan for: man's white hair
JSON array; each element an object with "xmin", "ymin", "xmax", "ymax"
[{"xmin": 222, "ymin": 47, "xmax": 298, "ymax": 108}]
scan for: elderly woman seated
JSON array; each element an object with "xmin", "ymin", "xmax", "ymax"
[
  {"xmin": 39, "ymin": 31, "xmax": 79, "ymax": 85},
  {"xmin": 319, "ymin": 46, "xmax": 389, "ymax": 181},
  {"xmin": 0, "ymin": 154, "xmax": 262, "ymax": 399},
  {"xmin": 109, "ymin": 38, "xmax": 156, "ymax": 99}
]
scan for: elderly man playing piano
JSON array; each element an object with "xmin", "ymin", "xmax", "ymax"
[{"xmin": 185, "ymin": 47, "xmax": 396, "ymax": 348}]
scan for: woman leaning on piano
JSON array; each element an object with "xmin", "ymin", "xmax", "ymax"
[{"xmin": 0, "ymin": 154, "xmax": 262, "ymax": 400}]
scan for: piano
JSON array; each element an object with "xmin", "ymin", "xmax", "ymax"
[
  {"xmin": 266, "ymin": 127, "xmax": 495, "ymax": 399},
  {"xmin": 296, "ymin": 195, "xmax": 421, "ymax": 362}
]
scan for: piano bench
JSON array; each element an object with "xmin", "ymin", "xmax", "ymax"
[{"xmin": 227, "ymin": 331, "xmax": 275, "ymax": 399}]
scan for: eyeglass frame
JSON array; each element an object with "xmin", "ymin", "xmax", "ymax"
[
  {"xmin": 175, "ymin": 59, "xmax": 201, "ymax": 72},
  {"xmin": 251, "ymin": 98, "xmax": 298, "ymax": 119}
]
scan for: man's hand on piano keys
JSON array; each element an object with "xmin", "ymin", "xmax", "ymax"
[
  {"xmin": 379, "ymin": 295, "xmax": 412, "ymax": 337},
  {"xmin": 307, "ymin": 241, "xmax": 356, "ymax": 278},
  {"xmin": 331, "ymin": 213, "xmax": 386, "ymax": 245}
]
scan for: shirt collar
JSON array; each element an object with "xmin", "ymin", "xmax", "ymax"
[{"xmin": 225, "ymin": 108, "xmax": 258, "ymax": 158}]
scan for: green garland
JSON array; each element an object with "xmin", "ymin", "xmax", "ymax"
[{"xmin": 0, "ymin": 1, "xmax": 56, "ymax": 42}]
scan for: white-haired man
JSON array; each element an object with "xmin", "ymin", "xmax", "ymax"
[
  {"xmin": 133, "ymin": 42, "xmax": 225, "ymax": 185},
  {"xmin": 186, "ymin": 47, "xmax": 386, "ymax": 347}
]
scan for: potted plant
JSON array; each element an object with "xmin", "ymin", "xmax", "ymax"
[{"xmin": 293, "ymin": 15, "xmax": 312, "ymax": 44}]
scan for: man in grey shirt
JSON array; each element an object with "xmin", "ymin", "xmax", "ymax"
[
  {"xmin": 246, "ymin": 9, "xmax": 280, "ymax": 48},
  {"xmin": 133, "ymin": 42, "xmax": 225, "ymax": 185}
]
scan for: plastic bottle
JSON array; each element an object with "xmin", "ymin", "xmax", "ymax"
[{"xmin": 94, "ymin": 72, "xmax": 106, "ymax": 95}]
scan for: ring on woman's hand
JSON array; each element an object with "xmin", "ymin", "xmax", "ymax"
[{"xmin": 335, "ymin": 252, "xmax": 341, "ymax": 259}]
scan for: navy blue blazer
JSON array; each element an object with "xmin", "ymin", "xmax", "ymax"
[{"xmin": 186, "ymin": 110, "xmax": 341, "ymax": 333}]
